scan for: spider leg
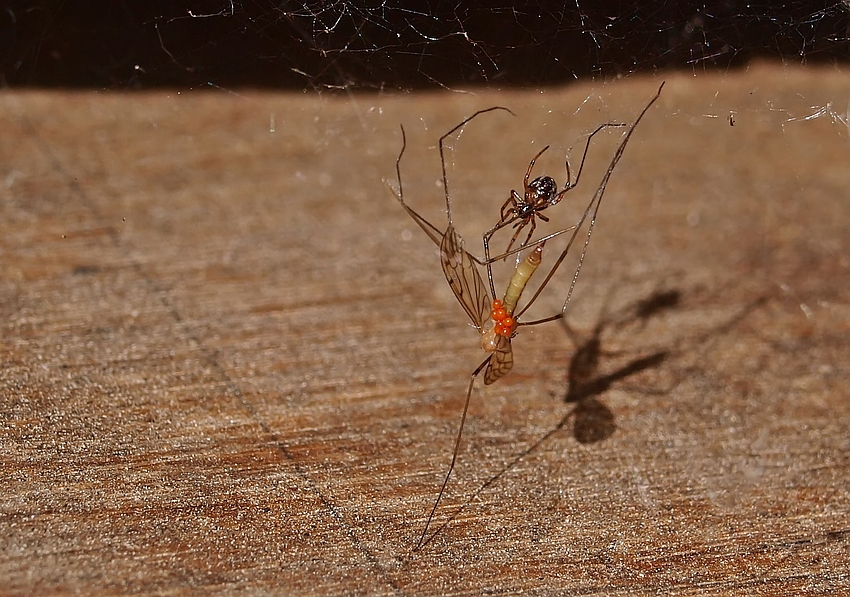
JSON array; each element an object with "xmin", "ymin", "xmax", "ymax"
[
  {"xmin": 524, "ymin": 145, "xmax": 550, "ymax": 188},
  {"xmin": 481, "ymin": 188, "xmax": 524, "ymax": 295},
  {"xmin": 515, "ymin": 82, "xmax": 665, "ymax": 324},
  {"xmin": 564, "ymin": 155, "xmax": 573, "ymax": 189},
  {"xmin": 565, "ymin": 121, "xmax": 629, "ymax": 191},
  {"xmin": 500, "ymin": 190, "xmax": 521, "ymax": 223},
  {"xmin": 504, "ymin": 219, "xmax": 529, "ymax": 259},
  {"xmin": 519, "ymin": 217, "xmax": 537, "ymax": 252}
]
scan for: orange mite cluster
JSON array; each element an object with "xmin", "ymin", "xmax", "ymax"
[{"xmin": 490, "ymin": 299, "xmax": 515, "ymax": 337}]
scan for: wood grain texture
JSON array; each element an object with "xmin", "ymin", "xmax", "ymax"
[{"xmin": 1, "ymin": 64, "xmax": 848, "ymax": 595}]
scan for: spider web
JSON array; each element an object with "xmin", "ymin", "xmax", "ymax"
[{"xmin": 1, "ymin": 1, "xmax": 849, "ymax": 89}]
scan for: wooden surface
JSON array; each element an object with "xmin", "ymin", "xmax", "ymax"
[{"xmin": 2, "ymin": 64, "xmax": 849, "ymax": 595}]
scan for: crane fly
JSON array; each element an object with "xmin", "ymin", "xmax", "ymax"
[{"xmin": 389, "ymin": 83, "xmax": 664, "ymax": 550}]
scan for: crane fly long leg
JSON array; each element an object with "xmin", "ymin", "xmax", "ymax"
[
  {"xmin": 516, "ymin": 82, "xmax": 665, "ymax": 324},
  {"xmin": 412, "ymin": 231, "xmax": 492, "ymax": 550},
  {"xmin": 439, "ymin": 106, "xmax": 515, "ymax": 224},
  {"xmin": 417, "ymin": 243, "xmax": 544, "ymax": 549},
  {"xmin": 392, "ymin": 106, "xmax": 515, "ymax": 246},
  {"xmin": 565, "ymin": 121, "xmax": 629, "ymax": 191},
  {"xmin": 415, "ymin": 353, "xmax": 493, "ymax": 551},
  {"xmin": 393, "ymin": 112, "xmax": 519, "ymax": 549},
  {"xmin": 392, "ymin": 113, "xmax": 514, "ymax": 548},
  {"xmin": 390, "ymin": 125, "xmax": 444, "ymax": 248},
  {"xmin": 474, "ymin": 223, "xmax": 576, "ymax": 264},
  {"xmin": 391, "ymin": 126, "xmax": 493, "ymax": 330},
  {"xmin": 415, "ymin": 230, "xmax": 509, "ymax": 550}
]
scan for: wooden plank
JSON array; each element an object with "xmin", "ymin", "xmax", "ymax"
[{"xmin": 1, "ymin": 64, "xmax": 848, "ymax": 595}]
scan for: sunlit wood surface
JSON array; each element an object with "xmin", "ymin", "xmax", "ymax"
[{"xmin": 2, "ymin": 64, "xmax": 848, "ymax": 595}]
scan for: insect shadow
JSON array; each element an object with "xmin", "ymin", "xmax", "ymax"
[{"xmin": 562, "ymin": 287, "xmax": 680, "ymax": 444}]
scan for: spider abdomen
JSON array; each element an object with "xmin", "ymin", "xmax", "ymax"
[{"xmin": 528, "ymin": 175, "xmax": 559, "ymax": 206}]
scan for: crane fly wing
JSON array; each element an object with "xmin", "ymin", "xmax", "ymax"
[
  {"xmin": 440, "ymin": 224, "xmax": 491, "ymax": 330},
  {"xmin": 484, "ymin": 335, "xmax": 514, "ymax": 385}
]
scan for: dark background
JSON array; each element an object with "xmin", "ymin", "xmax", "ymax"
[{"xmin": 1, "ymin": 1, "xmax": 849, "ymax": 89}]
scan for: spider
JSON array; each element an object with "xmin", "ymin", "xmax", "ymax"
[{"xmin": 482, "ymin": 121, "xmax": 629, "ymax": 268}]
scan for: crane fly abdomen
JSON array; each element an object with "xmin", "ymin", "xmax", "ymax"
[
  {"xmin": 480, "ymin": 242, "xmax": 545, "ymax": 353},
  {"xmin": 503, "ymin": 242, "xmax": 544, "ymax": 315}
]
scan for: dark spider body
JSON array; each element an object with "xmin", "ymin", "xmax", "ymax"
[
  {"xmin": 489, "ymin": 146, "xmax": 576, "ymax": 261},
  {"xmin": 516, "ymin": 175, "xmax": 559, "ymax": 219}
]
